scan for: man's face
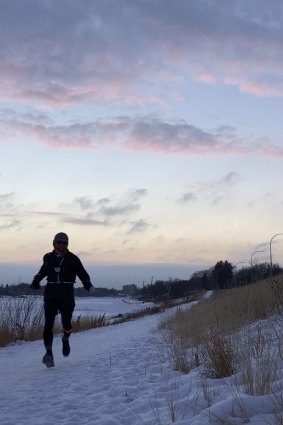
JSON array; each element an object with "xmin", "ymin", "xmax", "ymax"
[{"xmin": 53, "ymin": 241, "xmax": 68, "ymax": 253}]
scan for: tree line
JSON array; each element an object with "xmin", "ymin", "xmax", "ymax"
[
  {"xmin": 138, "ymin": 261, "xmax": 282, "ymax": 301},
  {"xmin": 0, "ymin": 260, "xmax": 281, "ymax": 300},
  {"xmin": 0, "ymin": 283, "xmax": 120, "ymax": 298}
]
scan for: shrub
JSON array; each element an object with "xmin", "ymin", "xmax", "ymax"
[{"xmin": 0, "ymin": 296, "xmax": 44, "ymax": 346}]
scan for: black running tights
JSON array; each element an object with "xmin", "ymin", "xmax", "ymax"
[{"xmin": 43, "ymin": 307, "xmax": 73, "ymax": 348}]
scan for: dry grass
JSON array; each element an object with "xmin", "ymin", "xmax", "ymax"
[
  {"xmin": 0, "ymin": 296, "xmax": 110, "ymax": 346},
  {"xmin": 241, "ymin": 353, "xmax": 278, "ymax": 396},
  {"xmin": 164, "ymin": 332, "xmax": 193, "ymax": 373},
  {"xmin": 72, "ymin": 314, "xmax": 109, "ymax": 332},
  {"xmin": 202, "ymin": 330, "xmax": 236, "ymax": 378},
  {"xmin": 0, "ymin": 295, "xmax": 189, "ymax": 347},
  {"xmin": 0, "ymin": 296, "xmax": 111, "ymax": 346},
  {"xmin": 235, "ymin": 324, "xmax": 280, "ymax": 396},
  {"xmin": 0, "ymin": 296, "xmax": 44, "ymax": 346},
  {"xmin": 160, "ymin": 275, "xmax": 283, "ymax": 346},
  {"xmin": 160, "ymin": 274, "xmax": 283, "ymax": 379}
]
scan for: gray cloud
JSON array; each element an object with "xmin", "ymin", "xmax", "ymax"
[
  {"xmin": 128, "ymin": 188, "xmax": 147, "ymax": 201},
  {"xmin": 1, "ymin": 112, "xmax": 281, "ymax": 158},
  {"xmin": 0, "ymin": 189, "xmax": 147, "ymax": 230},
  {"xmin": 0, "ymin": 193, "xmax": 17, "ymax": 215},
  {"xmin": 0, "ymin": 0, "xmax": 283, "ymax": 106},
  {"xmin": 222, "ymin": 171, "xmax": 240, "ymax": 185},
  {"xmin": 0, "ymin": 220, "xmax": 21, "ymax": 230},
  {"xmin": 96, "ymin": 197, "xmax": 110, "ymax": 205},
  {"xmin": 63, "ymin": 216, "xmax": 108, "ymax": 226},
  {"xmin": 195, "ymin": 171, "xmax": 241, "ymax": 192},
  {"xmin": 210, "ymin": 195, "xmax": 224, "ymax": 206},
  {"xmin": 74, "ymin": 196, "xmax": 95, "ymax": 210},
  {"xmin": 179, "ymin": 192, "xmax": 197, "ymax": 203},
  {"xmin": 127, "ymin": 219, "xmax": 150, "ymax": 234},
  {"xmin": 0, "ymin": 108, "xmax": 52, "ymax": 125},
  {"xmin": 60, "ymin": 189, "xmax": 148, "ymax": 227},
  {"xmin": 182, "ymin": 170, "xmax": 241, "ymax": 206},
  {"xmin": 97, "ymin": 188, "xmax": 147, "ymax": 217},
  {"xmin": 98, "ymin": 204, "xmax": 139, "ymax": 217},
  {"xmin": 30, "ymin": 211, "xmax": 69, "ymax": 217},
  {"xmin": 0, "ymin": 192, "xmax": 15, "ymax": 202}
]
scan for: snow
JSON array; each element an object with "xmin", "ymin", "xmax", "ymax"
[
  {"xmin": 0, "ymin": 295, "xmax": 154, "ymax": 324},
  {"xmin": 0, "ymin": 298, "xmax": 282, "ymax": 425},
  {"xmin": 73, "ymin": 296, "xmax": 154, "ymax": 318}
]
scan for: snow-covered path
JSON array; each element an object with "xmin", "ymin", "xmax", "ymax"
[
  {"xmin": 0, "ymin": 314, "xmax": 166, "ymax": 425},
  {"xmin": 1, "ymin": 307, "xmax": 282, "ymax": 425}
]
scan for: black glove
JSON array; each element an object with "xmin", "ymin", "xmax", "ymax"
[
  {"xmin": 30, "ymin": 281, "xmax": 40, "ymax": 290},
  {"xmin": 30, "ymin": 277, "xmax": 40, "ymax": 290},
  {"xmin": 84, "ymin": 281, "xmax": 93, "ymax": 291}
]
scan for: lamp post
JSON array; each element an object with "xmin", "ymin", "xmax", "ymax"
[
  {"xmin": 235, "ymin": 261, "xmax": 249, "ymax": 268},
  {"xmin": 233, "ymin": 261, "xmax": 249, "ymax": 287},
  {"xmin": 269, "ymin": 233, "xmax": 283, "ymax": 278},
  {"xmin": 250, "ymin": 250, "xmax": 264, "ymax": 283}
]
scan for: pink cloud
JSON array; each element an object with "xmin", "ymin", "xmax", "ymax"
[
  {"xmin": 195, "ymin": 72, "xmax": 217, "ymax": 85},
  {"xmin": 1, "ymin": 111, "xmax": 282, "ymax": 159},
  {"xmin": 225, "ymin": 77, "xmax": 283, "ymax": 97},
  {"xmin": 0, "ymin": 79, "xmax": 150, "ymax": 108}
]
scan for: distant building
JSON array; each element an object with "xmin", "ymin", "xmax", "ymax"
[{"xmin": 122, "ymin": 284, "xmax": 138, "ymax": 296}]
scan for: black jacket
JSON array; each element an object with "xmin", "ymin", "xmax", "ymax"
[{"xmin": 33, "ymin": 250, "xmax": 92, "ymax": 290}]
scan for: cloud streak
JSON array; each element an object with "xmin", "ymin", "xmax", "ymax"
[
  {"xmin": 56, "ymin": 189, "xmax": 150, "ymax": 229},
  {"xmin": 179, "ymin": 171, "xmax": 241, "ymax": 206},
  {"xmin": 63, "ymin": 216, "xmax": 108, "ymax": 226},
  {"xmin": 0, "ymin": 188, "xmax": 150, "ymax": 232}
]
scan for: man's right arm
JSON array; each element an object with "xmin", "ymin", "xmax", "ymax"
[{"xmin": 30, "ymin": 255, "xmax": 48, "ymax": 289}]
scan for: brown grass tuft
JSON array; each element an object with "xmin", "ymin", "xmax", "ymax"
[
  {"xmin": 202, "ymin": 330, "xmax": 236, "ymax": 378},
  {"xmin": 72, "ymin": 314, "xmax": 109, "ymax": 332}
]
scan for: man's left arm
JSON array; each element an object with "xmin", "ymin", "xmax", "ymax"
[{"xmin": 76, "ymin": 257, "xmax": 93, "ymax": 291}]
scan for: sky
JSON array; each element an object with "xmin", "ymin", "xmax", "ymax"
[
  {"xmin": 0, "ymin": 298, "xmax": 282, "ymax": 424},
  {"xmin": 1, "ymin": 0, "xmax": 283, "ymax": 287}
]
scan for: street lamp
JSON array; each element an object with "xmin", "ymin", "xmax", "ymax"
[
  {"xmin": 250, "ymin": 250, "xmax": 265, "ymax": 283},
  {"xmin": 233, "ymin": 261, "xmax": 249, "ymax": 287},
  {"xmin": 269, "ymin": 233, "xmax": 283, "ymax": 278},
  {"xmin": 250, "ymin": 250, "xmax": 265, "ymax": 268},
  {"xmin": 235, "ymin": 261, "xmax": 250, "ymax": 268}
]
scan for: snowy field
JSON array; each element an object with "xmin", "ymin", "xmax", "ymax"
[
  {"xmin": 0, "ymin": 296, "xmax": 154, "ymax": 320},
  {"xmin": 0, "ymin": 298, "xmax": 282, "ymax": 425},
  {"xmin": 73, "ymin": 296, "xmax": 154, "ymax": 318}
]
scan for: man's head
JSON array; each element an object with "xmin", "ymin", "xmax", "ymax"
[{"xmin": 53, "ymin": 232, "xmax": 69, "ymax": 253}]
